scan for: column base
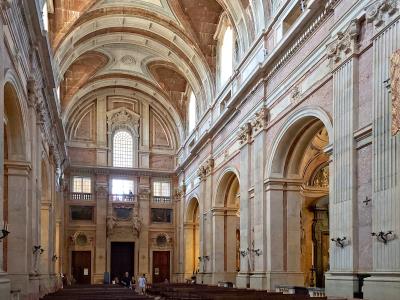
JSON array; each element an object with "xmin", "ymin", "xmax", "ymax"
[
  {"xmin": 212, "ymin": 272, "xmax": 237, "ymax": 285},
  {"xmin": 325, "ymin": 272, "xmax": 358, "ymax": 299},
  {"xmin": 363, "ymin": 273, "xmax": 400, "ymax": 300},
  {"xmin": 236, "ymin": 273, "xmax": 250, "ymax": 288},
  {"xmin": 93, "ymin": 273, "xmax": 105, "ymax": 284},
  {"xmin": 250, "ymin": 272, "xmax": 269, "ymax": 290},
  {"xmin": 197, "ymin": 272, "xmax": 212, "ymax": 285},
  {"xmin": 0, "ymin": 271, "xmax": 11, "ymax": 300},
  {"xmin": 174, "ymin": 272, "xmax": 186, "ymax": 283}
]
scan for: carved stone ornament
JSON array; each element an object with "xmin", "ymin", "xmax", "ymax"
[
  {"xmin": 251, "ymin": 106, "xmax": 269, "ymax": 134},
  {"xmin": 70, "ymin": 231, "xmax": 94, "ymax": 246},
  {"xmin": 238, "ymin": 122, "xmax": 252, "ymax": 145},
  {"xmin": 152, "ymin": 233, "xmax": 172, "ymax": 248},
  {"xmin": 106, "ymin": 216, "xmax": 117, "ymax": 237},
  {"xmin": 174, "ymin": 186, "xmax": 185, "ymax": 199},
  {"xmin": 197, "ymin": 158, "xmax": 214, "ymax": 181},
  {"xmin": 326, "ymin": 19, "xmax": 360, "ymax": 69},
  {"xmin": 96, "ymin": 185, "xmax": 108, "ymax": 198},
  {"xmin": 107, "ymin": 107, "xmax": 140, "ymax": 135},
  {"xmin": 366, "ymin": 0, "xmax": 399, "ymax": 29},
  {"xmin": 131, "ymin": 206, "xmax": 143, "ymax": 235},
  {"xmin": 290, "ymin": 85, "xmax": 302, "ymax": 104}
]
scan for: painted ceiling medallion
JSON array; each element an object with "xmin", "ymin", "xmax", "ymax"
[{"xmin": 121, "ymin": 55, "xmax": 136, "ymax": 65}]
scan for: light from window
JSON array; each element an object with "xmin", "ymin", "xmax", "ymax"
[
  {"xmin": 73, "ymin": 177, "xmax": 91, "ymax": 193},
  {"xmin": 113, "ymin": 130, "xmax": 133, "ymax": 168},
  {"xmin": 188, "ymin": 91, "xmax": 196, "ymax": 133},
  {"xmin": 219, "ymin": 26, "xmax": 233, "ymax": 86},
  {"xmin": 112, "ymin": 179, "xmax": 134, "ymax": 195},
  {"xmin": 42, "ymin": 1, "xmax": 49, "ymax": 31},
  {"xmin": 153, "ymin": 181, "xmax": 171, "ymax": 197}
]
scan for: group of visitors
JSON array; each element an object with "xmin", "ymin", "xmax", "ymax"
[{"xmin": 112, "ymin": 272, "xmax": 147, "ymax": 294}]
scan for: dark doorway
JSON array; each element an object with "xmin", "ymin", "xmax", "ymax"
[
  {"xmin": 111, "ymin": 242, "xmax": 135, "ymax": 281},
  {"xmin": 72, "ymin": 251, "xmax": 91, "ymax": 284},
  {"xmin": 152, "ymin": 251, "xmax": 170, "ymax": 283},
  {"xmin": 312, "ymin": 206, "xmax": 329, "ymax": 288}
]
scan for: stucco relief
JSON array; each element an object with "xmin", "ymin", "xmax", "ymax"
[
  {"xmin": 391, "ymin": 49, "xmax": 400, "ymax": 135},
  {"xmin": 366, "ymin": 0, "xmax": 399, "ymax": 28}
]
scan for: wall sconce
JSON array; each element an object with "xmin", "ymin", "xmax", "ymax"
[
  {"xmin": 252, "ymin": 249, "xmax": 262, "ymax": 256},
  {"xmin": 33, "ymin": 245, "xmax": 44, "ymax": 254},
  {"xmin": 240, "ymin": 248, "xmax": 249, "ymax": 257},
  {"xmin": 0, "ymin": 222, "xmax": 10, "ymax": 240},
  {"xmin": 331, "ymin": 237, "xmax": 348, "ymax": 248},
  {"xmin": 198, "ymin": 255, "xmax": 209, "ymax": 261},
  {"xmin": 52, "ymin": 255, "xmax": 58, "ymax": 262},
  {"xmin": 371, "ymin": 231, "xmax": 394, "ymax": 244}
]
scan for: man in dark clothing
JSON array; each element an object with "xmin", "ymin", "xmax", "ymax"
[{"xmin": 121, "ymin": 272, "xmax": 131, "ymax": 288}]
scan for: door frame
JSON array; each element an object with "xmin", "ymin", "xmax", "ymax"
[
  {"xmin": 150, "ymin": 249, "xmax": 171, "ymax": 284},
  {"xmin": 107, "ymin": 237, "xmax": 139, "ymax": 277},
  {"xmin": 70, "ymin": 250, "xmax": 93, "ymax": 284}
]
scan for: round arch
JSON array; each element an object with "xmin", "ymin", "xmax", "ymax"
[
  {"xmin": 265, "ymin": 106, "xmax": 333, "ymax": 179},
  {"xmin": 213, "ymin": 167, "xmax": 240, "ymax": 207}
]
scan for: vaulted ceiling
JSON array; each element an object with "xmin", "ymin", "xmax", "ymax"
[{"xmin": 51, "ymin": 0, "xmax": 265, "ymax": 144}]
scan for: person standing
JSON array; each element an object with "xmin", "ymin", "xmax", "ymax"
[{"xmin": 138, "ymin": 274, "xmax": 147, "ymax": 295}]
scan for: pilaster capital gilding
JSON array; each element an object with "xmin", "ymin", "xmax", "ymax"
[
  {"xmin": 174, "ymin": 185, "xmax": 186, "ymax": 199},
  {"xmin": 326, "ymin": 19, "xmax": 360, "ymax": 70},
  {"xmin": 366, "ymin": 0, "xmax": 399, "ymax": 30},
  {"xmin": 238, "ymin": 122, "xmax": 252, "ymax": 145},
  {"xmin": 251, "ymin": 106, "xmax": 269, "ymax": 135}
]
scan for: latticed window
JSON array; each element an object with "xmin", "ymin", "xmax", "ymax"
[
  {"xmin": 153, "ymin": 181, "xmax": 171, "ymax": 203},
  {"xmin": 113, "ymin": 130, "xmax": 133, "ymax": 168},
  {"xmin": 72, "ymin": 176, "xmax": 92, "ymax": 200},
  {"xmin": 219, "ymin": 26, "xmax": 233, "ymax": 86}
]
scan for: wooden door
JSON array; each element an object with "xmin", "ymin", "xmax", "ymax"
[
  {"xmin": 152, "ymin": 251, "xmax": 170, "ymax": 283},
  {"xmin": 72, "ymin": 251, "xmax": 91, "ymax": 284},
  {"xmin": 111, "ymin": 242, "xmax": 135, "ymax": 281}
]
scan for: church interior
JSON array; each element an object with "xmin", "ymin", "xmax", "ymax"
[{"xmin": 0, "ymin": 0, "xmax": 400, "ymax": 299}]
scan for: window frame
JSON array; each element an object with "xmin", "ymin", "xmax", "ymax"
[
  {"xmin": 152, "ymin": 180, "xmax": 171, "ymax": 203},
  {"xmin": 112, "ymin": 129, "xmax": 134, "ymax": 168},
  {"xmin": 71, "ymin": 176, "xmax": 92, "ymax": 200}
]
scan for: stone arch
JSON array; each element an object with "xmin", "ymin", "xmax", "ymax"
[
  {"xmin": 3, "ymin": 73, "xmax": 29, "ymax": 161},
  {"xmin": 212, "ymin": 168, "xmax": 240, "ymax": 283},
  {"xmin": 184, "ymin": 197, "xmax": 200, "ymax": 278},
  {"xmin": 266, "ymin": 106, "xmax": 333, "ymax": 179},
  {"xmin": 213, "ymin": 167, "xmax": 240, "ymax": 207},
  {"xmin": 263, "ymin": 106, "xmax": 332, "ymax": 288}
]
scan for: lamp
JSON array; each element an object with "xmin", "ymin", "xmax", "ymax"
[
  {"xmin": 371, "ymin": 231, "xmax": 394, "ymax": 244},
  {"xmin": 331, "ymin": 237, "xmax": 347, "ymax": 248},
  {"xmin": 0, "ymin": 222, "xmax": 10, "ymax": 240},
  {"xmin": 33, "ymin": 245, "xmax": 44, "ymax": 254}
]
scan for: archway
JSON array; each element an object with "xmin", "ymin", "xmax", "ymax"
[
  {"xmin": 184, "ymin": 198, "xmax": 200, "ymax": 279},
  {"xmin": 266, "ymin": 107, "xmax": 332, "ymax": 289},
  {"xmin": 213, "ymin": 170, "xmax": 240, "ymax": 283}
]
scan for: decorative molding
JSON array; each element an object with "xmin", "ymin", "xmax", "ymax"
[
  {"xmin": 366, "ymin": 0, "xmax": 399, "ymax": 29},
  {"xmin": 290, "ymin": 85, "xmax": 302, "ymax": 104},
  {"xmin": 237, "ymin": 122, "xmax": 252, "ymax": 145},
  {"xmin": 197, "ymin": 158, "xmax": 214, "ymax": 181},
  {"xmin": 251, "ymin": 106, "xmax": 269, "ymax": 135},
  {"xmin": 0, "ymin": 0, "xmax": 11, "ymax": 9},
  {"xmin": 96, "ymin": 185, "xmax": 108, "ymax": 198},
  {"xmin": 106, "ymin": 107, "xmax": 140, "ymax": 135},
  {"xmin": 326, "ymin": 19, "xmax": 360, "ymax": 70}
]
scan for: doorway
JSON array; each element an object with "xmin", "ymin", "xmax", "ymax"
[
  {"xmin": 72, "ymin": 251, "xmax": 91, "ymax": 284},
  {"xmin": 111, "ymin": 242, "xmax": 135, "ymax": 281},
  {"xmin": 152, "ymin": 251, "xmax": 170, "ymax": 283}
]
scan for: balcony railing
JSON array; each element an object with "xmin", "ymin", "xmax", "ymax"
[
  {"xmin": 71, "ymin": 192, "xmax": 92, "ymax": 200},
  {"xmin": 153, "ymin": 196, "xmax": 171, "ymax": 204},
  {"xmin": 110, "ymin": 194, "xmax": 136, "ymax": 202}
]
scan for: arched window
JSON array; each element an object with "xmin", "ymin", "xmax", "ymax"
[
  {"xmin": 219, "ymin": 25, "xmax": 234, "ymax": 87},
  {"xmin": 113, "ymin": 130, "xmax": 133, "ymax": 168},
  {"xmin": 188, "ymin": 91, "xmax": 196, "ymax": 133},
  {"xmin": 42, "ymin": 0, "xmax": 49, "ymax": 31}
]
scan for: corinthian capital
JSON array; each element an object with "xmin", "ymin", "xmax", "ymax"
[
  {"xmin": 238, "ymin": 122, "xmax": 252, "ymax": 145},
  {"xmin": 251, "ymin": 106, "xmax": 269, "ymax": 135},
  {"xmin": 326, "ymin": 19, "xmax": 360, "ymax": 70},
  {"xmin": 366, "ymin": 0, "xmax": 399, "ymax": 29}
]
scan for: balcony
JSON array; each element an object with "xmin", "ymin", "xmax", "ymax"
[
  {"xmin": 71, "ymin": 192, "xmax": 92, "ymax": 200},
  {"xmin": 110, "ymin": 194, "xmax": 136, "ymax": 202},
  {"xmin": 153, "ymin": 196, "xmax": 171, "ymax": 204}
]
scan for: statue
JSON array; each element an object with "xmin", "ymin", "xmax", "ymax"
[{"xmin": 106, "ymin": 216, "xmax": 116, "ymax": 237}]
